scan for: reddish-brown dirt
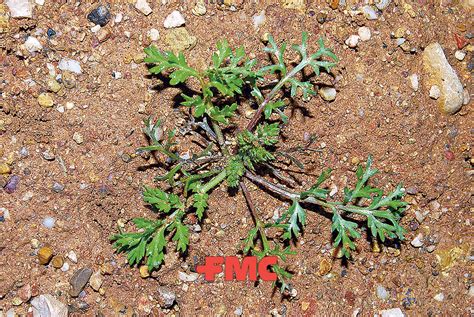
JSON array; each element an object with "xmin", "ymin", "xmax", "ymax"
[{"xmin": 1, "ymin": 1, "xmax": 472, "ymax": 316}]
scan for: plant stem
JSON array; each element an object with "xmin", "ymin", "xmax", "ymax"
[
  {"xmin": 244, "ymin": 171, "xmax": 373, "ymax": 216},
  {"xmin": 200, "ymin": 169, "xmax": 227, "ymax": 194},
  {"xmin": 246, "ymin": 60, "xmax": 309, "ymax": 131},
  {"xmin": 211, "ymin": 120, "xmax": 230, "ymax": 156}
]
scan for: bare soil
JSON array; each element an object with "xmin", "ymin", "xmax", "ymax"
[{"xmin": 1, "ymin": 1, "xmax": 472, "ymax": 316}]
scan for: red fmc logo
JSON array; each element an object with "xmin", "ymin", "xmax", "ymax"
[{"xmin": 196, "ymin": 256, "xmax": 278, "ymax": 281}]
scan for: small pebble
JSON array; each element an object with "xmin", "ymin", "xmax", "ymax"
[
  {"xmin": 69, "ymin": 268, "xmax": 93, "ymax": 297},
  {"xmin": 164, "ymin": 10, "xmax": 186, "ymax": 28},
  {"xmin": 433, "ymin": 292, "xmax": 444, "ymax": 302},
  {"xmin": 38, "ymin": 93, "xmax": 54, "ymax": 107},
  {"xmin": 42, "ymin": 150, "xmax": 55, "ymax": 161},
  {"xmin": 89, "ymin": 271, "xmax": 103, "ymax": 291},
  {"xmin": 114, "ymin": 13, "xmax": 123, "ymax": 23},
  {"xmin": 87, "ymin": 5, "xmax": 111, "ymax": 27},
  {"xmin": 147, "ymin": 28, "xmax": 160, "ymax": 41},
  {"xmin": 4, "ymin": 175, "xmax": 19, "ymax": 193},
  {"xmin": 345, "ymin": 35, "xmax": 360, "ymax": 48},
  {"xmin": 376, "ymin": 285, "xmax": 390, "ymax": 300},
  {"xmin": 67, "ymin": 250, "xmax": 78, "ymax": 263},
  {"xmin": 47, "ymin": 28, "xmax": 56, "ymax": 38},
  {"xmin": 358, "ymin": 27, "xmax": 371, "ymax": 41},
  {"xmin": 52, "ymin": 255, "xmax": 64, "ymax": 269},
  {"xmin": 192, "ymin": 0, "xmax": 207, "ymax": 16},
  {"xmin": 140, "ymin": 265, "xmax": 150, "ymax": 278},
  {"xmin": 31, "ymin": 239, "xmax": 40, "ymax": 248},
  {"xmin": 454, "ymin": 50, "xmax": 466, "ymax": 61},
  {"xmin": 58, "ymin": 58, "xmax": 82, "ymax": 74},
  {"xmin": 24, "ymin": 36, "xmax": 42, "ymax": 53},
  {"xmin": 135, "ymin": 0, "xmax": 152, "ymax": 16},
  {"xmin": 362, "ymin": 5, "xmax": 378, "ymax": 20},
  {"xmin": 61, "ymin": 262, "xmax": 70, "ymax": 272},
  {"xmin": 73, "ymin": 132, "xmax": 84, "ymax": 144},
  {"xmin": 319, "ymin": 87, "xmax": 337, "ymax": 101},
  {"xmin": 52, "ymin": 182, "xmax": 64, "ymax": 193},
  {"xmin": 234, "ymin": 306, "xmax": 243, "ymax": 316},
  {"xmin": 38, "ymin": 246, "xmax": 54, "ymax": 265},
  {"xmin": 0, "ymin": 163, "xmax": 11, "ymax": 174},
  {"xmin": 43, "ymin": 217, "xmax": 55, "ymax": 229},
  {"xmin": 409, "ymin": 74, "xmax": 419, "ymax": 92},
  {"xmin": 410, "ymin": 233, "xmax": 424, "ymax": 247}
]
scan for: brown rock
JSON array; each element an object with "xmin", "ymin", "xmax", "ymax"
[
  {"xmin": 38, "ymin": 246, "xmax": 53, "ymax": 265},
  {"xmin": 318, "ymin": 258, "xmax": 332, "ymax": 276},
  {"xmin": 69, "ymin": 268, "xmax": 93, "ymax": 297},
  {"xmin": 51, "ymin": 256, "xmax": 64, "ymax": 269}
]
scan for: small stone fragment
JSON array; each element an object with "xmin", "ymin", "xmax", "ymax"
[
  {"xmin": 178, "ymin": 271, "xmax": 199, "ymax": 282},
  {"xmin": 252, "ymin": 10, "xmax": 265, "ymax": 29},
  {"xmin": 61, "ymin": 262, "xmax": 70, "ymax": 272},
  {"xmin": 345, "ymin": 35, "xmax": 359, "ymax": 48},
  {"xmin": 42, "ymin": 217, "xmax": 55, "ymax": 229},
  {"xmin": 380, "ymin": 308, "xmax": 404, "ymax": 317},
  {"xmin": 73, "ymin": 132, "xmax": 84, "ymax": 144},
  {"xmin": 24, "ymin": 36, "xmax": 42, "ymax": 53},
  {"xmin": 410, "ymin": 233, "xmax": 424, "ymax": 248},
  {"xmin": 319, "ymin": 87, "xmax": 337, "ymax": 101},
  {"xmin": 58, "ymin": 58, "xmax": 82, "ymax": 74},
  {"xmin": 51, "ymin": 256, "xmax": 64, "ymax": 269},
  {"xmin": 4, "ymin": 175, "xmax": 19, "ymax": 193},
  {"xmin": 164, "ymin": 10, "xmax": 185, "ymax": 28},
  {"xmin": 0, "ymin": 163, "xmax": 11, "ymax": 174},
  {"xmin": 139, "ymin": 265, "xmax": 150, "ymax": 278},
  {"xmin": 192, "ymin": 0, "xmax": 207, "ymax": 16},
  {"xmin": 147, "ymin": 28, "xmax": 160, "ymax": 41},
  {"xmin": 454, "ymin": 50, "xmax": 466, "ymax": 61},
  {"xmin": 281, "ymin": 0, "xmax": 306, "ymax": 12},
  {"xmin": 157, "ymin": 286, "xmax": 176, "ymax": 309},
  {"xmin": 375, "ymin": 0, "xmax": 391, "ymax": 10},
  {"xmin": 96, "ymin": 28, "xmax": 111, "ymax": 43},
  {"xmin": 318, "ymin": 258, "xmax": 332, "ymax": 276},
  {"xmin": 67, "ymin": 250, "xmax": 78, "ymax": 263},
  {"xmin": 47, "ymin": 78, "xmax": 62, "ymax": 93},
  {"xmin": 114, "ymin": 13, "xmax": 123, "ymax": 23},
  {"xmin": 18, "ymin": 284, "xmax": 31, "ymax": 302},
  {"xmin": 409, "ymin": 74, "xmax": 419, "ymax": 92},
  {"xmin": 38, "ymin": 93, "xmax": 54, "ymax": 108},
  {"xmin": 31, "ymin": 295, "xmax": 68, "ymax": 317},
  {"xmin": 358, "ymin": 27, "xmax": 371, "ymax": 41},
  {"xmin": 89, "ymin": 271, "xmax": 103, "ymax": 291},
  {"xmin": 429, "ymin": 85, "xmax": 441, "ymax": 100},
  {"xmin": 87, "ymin": 5, "xmax": 111, "ymax": 27},
  {"xmin": 52, "ymin": 182, "xmax": 64, "ymax": 193},
  {"xmin": 362, "ymin": 5, "xmax": 378, "ymax": 20},
  {"xmin": 376, "ymin": 285, "xmax": 390, "ymax": 300},
  {"xmin": 69, "ymin": 268, "xmax": 93, "ymax": 297},
  {"xmin": 135, "ymin": 0, "xmax": 152, "ymax": 16},
  {"xmin": 62, "ymin": 71, "xmax": 76, "ymax": 89},
  {"xmin": 6, "ymin": 0, "xmax": 33, "ymax": 18},
  {"xmin": 38, "ymin": 246, "xmax": 54, "ymax": 265}
]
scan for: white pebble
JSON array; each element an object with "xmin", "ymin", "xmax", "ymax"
[
  {"xmin": 67, "ymin": 250, "xmax": 78, "ymax": 263},
  {"xmin": 91, "ymin": 25, "xmax": 101, "ymax": 33},
  {"xmin": 42, "ymin": 217, "xmax": 55, "ymax": 229},
  {"xmin": 409, "ymin": 74, "xmax": 419, "ymax": 92},
  {"xmin": 463, "ymin": 89, "xmax": 470, "ymax": 105},
  {"xmin": 35, "ymin": 0, "xmax": 44, "ymax": 5},
  {"xmin": 376, "ymin": 285, "xmax": 390, "ymax": 300},
  {"xmin": 58, "ymin": 58, "xmax": 82, "ymax": 74},
  {"xmin": 429, "ymin": 85, "xmax": 441, "ymax": 100},
  {"xmin": 178, "ymin": 271, "xmax": 199, "ymax": 282},
  {"xmin": 433, "ymin": 292, "xmax": 444, "ymax": 301},
  {"xmin": 24, "ymin": 36, "xmax": 43, "ymax": 53},
  {"xmin": 164, "ymin": 10, "xmax": 185, "ymax": 28},
  {"xmin": 56, "ymin": 105, "xmax": 65, "ymax": 113},
  {"xmin": 253, "ymin": 10, "xmax": 265, "ymax": 29},
  {"xmin": 147, "ymin": 28, "xmax": 160, "ymax": 41},
  {"xmin": 358, "ymin": 27, "xmax": 371, "ymax": 41},
  {"xmin": 6, "ymin": 0, "xmax": 33, "ymax": 18},
  {"xmin": 319, "ymin": 87, "xmax": 337, "ymax": 101},
  {"xmin": 345, "ymin": 35, "xmax": 360, "ymax": 48},
  {"xmin": 395, "ymin": 38, "xmax": 406, "ymax": 46},
  {"xmin": 60, "ymin": 262, "xmax": 70, "ymax": 272},
  {"xmin": 135, "ymin": 0, "xmax": 152, "ymax": 15},
  {"xmin": 410, "ymin": 233, "xmax": 424, "ymax": 247},
  {"xmin": 362, "ymin": 5, "xmax": 378, "ymax": 20},
  {"xmin": 114, "ymin": 13, "xmax": 123, "ymax": 23},
  {"xmin": 380, "ymin": 308, "xmax": 404, "ymax": 317},
  {"xmin": 454, "ymin": 50, "xmax": 466, "ymax": 61},
  {"xmin": 112, "ymin": 71, "xmax": 122, "ymax": 79},
  {"xmin": 469, "ymin": 285, "xmax": 474, "ymax": 297},
  {"xmin": 375, "ymin": 0, "xmax": 391, "ymax": 10}
]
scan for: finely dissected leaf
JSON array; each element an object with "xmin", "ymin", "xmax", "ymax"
[
  {"xmin": 147, "ymin": 226, "xmax": 166, "ymax": 269},
  {"xmin": 143, "ymin": 187, "xmax": 183, "ymax": 213},
  {"xmin": 209, "ymin": 103, "xmax": 238, "ymax": 123},
  {"xmin": 144, "ymin": 46, "xmax": 198, "ymax": 84},
  {"xmin": 344, "ymin": 155, "xmax": 380, "ymax": 203},
  {"xmin": 181, "ymin": 94, "xmax": 206, "ymax": 118},
  {"xmin": 172, "ymin": 221, "xmax": 189, "ymax": 253},
  {"xmin": 263, "ymin": 100, "xmax": 287, "ymax": 123},
  {"xmin": 331, "ymin": 213, "xmax": 361, "ymax": 258},
  {"xmin": 281, "ymin": 200, "xmax": 306, "ymax": 240},
  {"xmin": 300, "ymin": 168, "xmax": 332, "ymax": 200},
  {"xmin": 192, "ymin": 193, "xmax": 209, "ymax": 220}
]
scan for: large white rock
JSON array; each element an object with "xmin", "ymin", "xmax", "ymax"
[
  {"xmin": 31, "ymin": 295, "xmax": 68, "ymax": 317},
  {"xmin": 164, "ymin": 10, "xmax": 185, "ymax": 28},
  {"xmin": 6, "ymin": 0, "xmax": 33, "ymax": 18},
  {"xmin": 423, "ymin": 42, "xmax": 464, "ymax": 114}
]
